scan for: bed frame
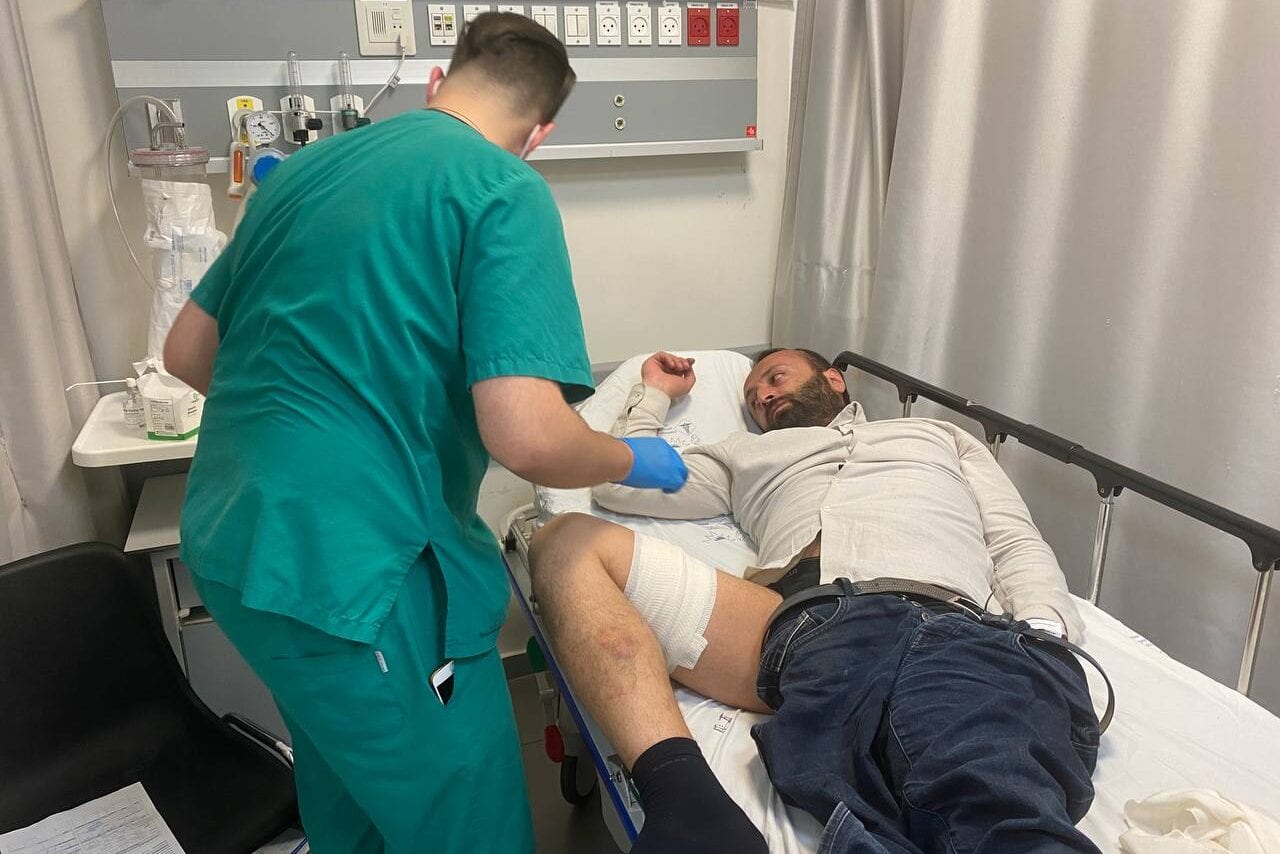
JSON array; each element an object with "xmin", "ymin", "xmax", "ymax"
[{"xmin": 501, "ymin": 349, "xmax": 1280, "ymax": 850}]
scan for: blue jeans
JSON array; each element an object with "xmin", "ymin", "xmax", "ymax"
[{"xmin": 752, "ymin": 595, "xmax": 1100, "ymax": 854}]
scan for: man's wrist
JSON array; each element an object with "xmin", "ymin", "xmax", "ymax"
[
  {"xmin": 641, "ymin": 383, "xmax": 678, "ymax": 403},
  {"xmin": 609, "ymin": 436, "xmax": 636, "ymax": 482}
]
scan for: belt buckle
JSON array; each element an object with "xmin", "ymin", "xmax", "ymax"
[{"xmin": 979, "ymin": 610, "xmax": 1014, "ymax": 630}]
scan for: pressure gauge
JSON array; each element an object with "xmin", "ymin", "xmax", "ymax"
[{"xmin": 245, "ymin": 111, "xmax": 282, "ymax": 145}]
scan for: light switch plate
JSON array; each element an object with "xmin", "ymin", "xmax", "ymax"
[
  {"xmin": 463, "ymin": 3, "xmax": 491, "ymax": 24},
  {"xmin": 531, "ymin": 4, "xmax": 558, "ymax": 36},
  {"xmin": 563, "ymin": 4, "xmax": 591, "ymax": 45}
]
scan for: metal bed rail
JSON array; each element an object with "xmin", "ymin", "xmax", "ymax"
[{"xmin": 834, "ymin": 350, "xmax": 1280, "ymax": 696}]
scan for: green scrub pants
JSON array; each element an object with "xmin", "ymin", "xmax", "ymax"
[{"xmin": 193, "ymin": 554, "xmax": 534, "ymax": 854}]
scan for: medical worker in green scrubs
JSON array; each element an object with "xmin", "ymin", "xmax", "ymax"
[{"xmin": 163, "ymin": 13, "xmax": 686, "ymax": 853}]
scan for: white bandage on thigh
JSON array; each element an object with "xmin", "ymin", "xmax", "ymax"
[{"xmin": 624, "ymin": 534, "xmax": 718, "ymax": 673}]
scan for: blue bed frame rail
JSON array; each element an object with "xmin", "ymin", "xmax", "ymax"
[{"xmin": 834, "ymin": 350, "xmax": 1280, "ymax": 696}]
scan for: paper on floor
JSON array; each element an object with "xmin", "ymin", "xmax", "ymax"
[
  {"xmin": 0, "ymin": 782, "xmax": 185, "ymax": 854},
  {"xmin": 1120, "ymin": 789, "xmax": 1280, "ymax": 853}
]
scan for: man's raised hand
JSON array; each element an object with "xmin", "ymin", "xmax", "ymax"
[{"xmin": 641, "ymin": 351, "xmax": 697, "ymax": 399}]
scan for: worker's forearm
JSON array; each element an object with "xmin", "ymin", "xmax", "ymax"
[
  {"xmin": 167, "ymin": 361, "xmax": 212, "ymax": 396},
  {"xmin": 502, "ymin": 402, "xmax": 633, "ymax": 488},
  {"xmin": 163, "ymin": 302, "xmax": 218, "ymax": 395}
]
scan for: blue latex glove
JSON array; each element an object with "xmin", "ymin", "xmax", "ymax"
[{"xmin": 618, "ymin": 437, "xmax": 688, "ymax": 492}]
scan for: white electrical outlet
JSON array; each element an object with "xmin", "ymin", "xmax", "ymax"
[
  {"xmin": 596, "ymin": 2, "xmax": 622, "ymax": 45},
  {"xmin": 463, "ymin": 3, "xmax": 491, "ymax": 24},
  {"xmin": 428, "ymin": 4, "xmax": 459, "ymax": 45},
  {"xmin": 563, "ymin": 4, "xmax": 590, "ymax": 45},
  {"xmin": 496, "ymin": 4, "xmax": 525, "ymax": 14},
  {"xmin": 354, "ymin": 0, "xmax": 416, "ymax": 55},
  {"xmin": 626, "ymin": 2, "xmax": 652, "ymax": 46},
  {"xmin": 657, "ymin": 2, "xmax": 681, "ymax": 45},
  {"xmin": 531, "ymin": 5, "xmax": 558, "ymax": 35}
]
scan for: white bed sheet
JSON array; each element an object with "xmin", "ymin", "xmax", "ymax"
[{"xmin": 537, "ymin": 350, "xmax": 1280, "ymax": 852}]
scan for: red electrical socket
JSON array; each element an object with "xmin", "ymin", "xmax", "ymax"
[
  {"xmin": 687, "ymin": 3, "xmax": 711, "ymax": 46},
  {"xmin": 715, "ymin": 3, "xmax": 739, "ymax": 47}
]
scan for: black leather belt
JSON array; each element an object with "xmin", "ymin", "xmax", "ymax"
[
  {"xmin": 766, "ymin": 576, "xmax": 1115, "ymax": 734},
  {"xmin": 767, "ymin": 576, "xmax": 986, "ymax": 628}
]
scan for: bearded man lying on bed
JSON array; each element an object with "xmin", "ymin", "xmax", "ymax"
[{"xmin": 530, "ymin": 348, "xmax": 1106, "ymax": 854}]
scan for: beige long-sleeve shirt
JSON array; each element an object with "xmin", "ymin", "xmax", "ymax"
[{"xmin": 593, "ymin": 385, "xmax": 1084, "ymax": 640}]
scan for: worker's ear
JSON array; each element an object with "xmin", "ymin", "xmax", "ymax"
[
  {"xmin": 426, "ymin": 66, "xmax": 446, "ymax": 104},
  {"xmin": 823, "ymin": 367, "xmax": 847, "ymax": 396},
  {"xmin": 518, "ymin": 121, "xmax": 556, "ymax": 158}
]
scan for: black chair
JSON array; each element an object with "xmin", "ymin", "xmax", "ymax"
[{"xmin": 0, "ymin": 543, "xmax": 298, "ymax": 852}]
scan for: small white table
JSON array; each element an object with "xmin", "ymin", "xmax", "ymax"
[
  {"xmin": 71, "ymin": 392, "xmax": 197, "ymax": 467},
  {"xmin": 74, "ymin": 393, "xmax": 194, "ymax": 661}
]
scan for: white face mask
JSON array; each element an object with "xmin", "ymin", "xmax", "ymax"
[{"xmin": 517, "ymin": 124, "xmax": 542, "ymax": 160}]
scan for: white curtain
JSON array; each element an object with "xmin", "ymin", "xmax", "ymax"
[
  {"xmin": 1, "ymin": 0, "xmax": 127, "ymax": 563},
  {"xmin": 770, "ymin": 0, "xmax": 913, "ymax": 358},
  {"xmin": 840, "ymin": 2, "xmax": 1279, "ymax": 711}
]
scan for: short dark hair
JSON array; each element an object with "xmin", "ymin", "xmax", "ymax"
[
  {"xmin": 754, "ymin": 347, "xmax": 851, "ymax": 404},
  {"xmin": 451, "ymin": 12, "xmax": 576, "ymax": 122}
]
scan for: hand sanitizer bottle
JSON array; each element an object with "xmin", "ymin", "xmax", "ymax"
[{"xmin": 123, "ymin": 377, "xmax": 146, "ymax": 429}]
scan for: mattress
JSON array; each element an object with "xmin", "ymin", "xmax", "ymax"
[{"xmin": 536, "ymin": 350, "xmax": 1280, "ymax": 852}]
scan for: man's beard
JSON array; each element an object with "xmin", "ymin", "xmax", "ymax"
[{"xmin": 767, "ymin": 374, "xmax": 847, "ymax": 431}]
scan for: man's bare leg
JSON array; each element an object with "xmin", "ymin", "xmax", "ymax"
[
  {"xmin": 530, "ymin": 513, "xmax": 689, "ymax": 767},
  {"xmin": 530, "ymin": 513, "xmax": 778, "ymax": 854},
  {"xmin": 531, "ymin": 513, "xmax": 780, "ymax": 757}
]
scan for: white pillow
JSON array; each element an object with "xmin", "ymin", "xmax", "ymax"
[{"xmin": 537, "ymin": 349, "xmax": 757, "ymax": 517}]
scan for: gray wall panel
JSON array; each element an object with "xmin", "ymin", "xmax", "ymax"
[
  {"xmin": 119, "ymin": 79, "xmax": 757, "ymax": 152},
  {"xmin": 102, "ymin": 0, "xmax": 759, "ymax": 159},
  {"xmin": 102, "ymin": 0, "xmax": 756, "ymax": 60}
]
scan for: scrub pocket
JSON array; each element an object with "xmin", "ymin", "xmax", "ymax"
[{"xmin": 263, "ymin": 641, "xmax": 406, "ymax": 742}]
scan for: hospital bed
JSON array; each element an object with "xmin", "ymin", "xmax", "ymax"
[{"xmin": 502, "ymin": 349, "xmax": 1280, "ymax": 852}]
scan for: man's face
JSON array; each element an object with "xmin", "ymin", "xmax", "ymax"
[{"xmin": 744, "ymin": 351, "xmax": 848, "ymax": 432}]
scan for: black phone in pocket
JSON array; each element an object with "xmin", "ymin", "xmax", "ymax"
[{"xmin": 430, "ymin": 660, "xmax": 455, "ymax": 706}]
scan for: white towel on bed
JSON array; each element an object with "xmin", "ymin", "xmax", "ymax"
[{"xmin": 1119, "ymin": 789, "xmax": 1280, "ymax": 853}]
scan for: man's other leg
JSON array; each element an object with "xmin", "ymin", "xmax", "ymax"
[
  {"xmin": 883, "ymin": 616, "xmax": 1102, "ymax": 854},
  {"xmin": 530, "ymin": 513, "xmax": 778, "ymax": 854},
  {"xmin": 751, "ymin": 595, "xmax": 929, "ymax": 854}
]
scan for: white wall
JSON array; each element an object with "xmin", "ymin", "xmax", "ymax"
[
  {"xmin": 20, "ymin": 1, "xmax": 794, "ymax": 380},
  {"xmin": 538, "ymin": 0, "xmax": 795, "ymax": 359}
]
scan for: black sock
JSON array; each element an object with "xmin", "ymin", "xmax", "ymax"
[{"xmin": 630, "ymin": 737, "xmax": 767, "ymax": 854}]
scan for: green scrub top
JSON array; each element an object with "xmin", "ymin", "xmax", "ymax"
[{"xmin": 180, "ymin": 110, "xmax": 593, "ymax": 657}]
